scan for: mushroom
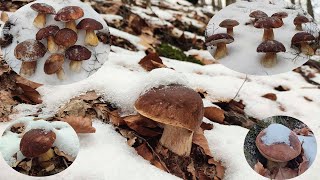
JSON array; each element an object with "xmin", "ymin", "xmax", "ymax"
[
  {"xmin": 257, "ymin": 40, "xmax": 286, "ymax": 68},
  {"xmin": 219, "ymin": 19, "xmax": 239, "ymax": 36},
  {"xmin": 271, "ymin": 12, "xmax": 288, "ymax": 23},
  {"xmin": 30, "ymin": 3, "xmax": 56, "ymax": 29},
  {"xmin": 76, "ymin": 18, "xmax": 103, "ymax": 47},
  {"xmin": 36, "ymin": 25, "xmax": 60, "ymax": 53},
  {"xmin": 54, "ymin": 28, "xmax": 78, "ymax": 51},
  {"xmin": 205, "ymin": 33, "xmax": 234, "ymax": 60},
  {"xmin": 65, "ymin": 45, "xmax": 92, "ymax": 72},
  {"xmin": 249, "ymin": 10, "xmax": 268, "ymax": 22},
  {"xmin": 291, "ymin": 32, "xmax": 315, "ymax": 56},
  {"xmin": 44, "ymin": 54, "xmax": 65, "ymax": 80},
  {"xmin": 14, "ymin": 39, "xmax": 46, "ymax": 77},
  {"xmin": 294, "ymin": 16, "xmax": 309, "ymax": 31},
  {"xmin": 134, "ymin": 85, "xmax": 204, "ymax": 156},
  {"xmin": 254, "ymin": 17, "xmax": 283, "ymax": 41},
  {"xmin": 54, "ymin": 6, "xmax": 84, "ymax": 32}
]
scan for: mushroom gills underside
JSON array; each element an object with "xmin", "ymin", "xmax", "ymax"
[
  {"xmin": 214, "ymin": 42, "xmax": 227, "ymax": 60},
  {"xmin": 261, "ymin": 52, "xmax": 277, "ymax": 68}
]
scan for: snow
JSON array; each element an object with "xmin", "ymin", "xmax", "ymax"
[
  {"xmin": 0, "ymin": 131, "xmax": 21, "ymax": 167},
  {"xmin": 298, "ymin": 135, "xmax": 317, "ymax": 167},
  {"xmin": 260, "ymin": 124, "xmax": 292, "ymax": 146}
]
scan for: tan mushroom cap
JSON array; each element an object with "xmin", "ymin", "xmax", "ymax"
[
  {"xmin": 134, "ymin": 84, "xmax": 204, "ymax": 131},
  {"xmin": 14, "ymin": 39, "xmax": 46, "ymax": 62},
  {"xmin": 291, "ymin": 32, "xmax": 315, "ymax": 44},
  {"xmin": 219, "ymin": 19, "xmax": 239, "ymax": 28},
  {"xmin": 54, "ymin": 28, "xmax": 78, "ymax": 47},
  {"xmin": 54, "ymin": 6, "xmax": 84, "ymax": 22},
  {"xmin": 31, "ymin": 3, "xmax": 56, "ymax": 14},
  {"xmin": 254, "ymin": 17, "xmax": 283, "ymax": 29},
  {"xmin": 294, "ymin": 16, "xmax": 309, "ymax": 25},
  {"xmin": 249, "ymin": 10, "xmax": 268, "ymax": 19},
  {"xmin": 36, "ymin": 25, "xmax": 60, "ymax": 40},
  {"xmin": 76, "ymin": 18, "xmax": 103, "ymax": 30},
  {"xmin": 44, "ymin": 54, "xmax": 64, "ymax": 74},
  {"xmin": 257, "ymin": 40, "xmax": 286, "ymax": 53}
]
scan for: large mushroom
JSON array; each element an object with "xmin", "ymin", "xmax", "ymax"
[
  {"xmin": 254, "ymin": 17, "xmax": 283, "ymax": 41},
  {"xmin": 44, "ymin": 54, "xmax": 65, "ymax": 80},
  {"xmin": 54, "ymin": 28, "xmax": 78, "ymax": 51},
  {"xmin": 65, "ymin": 45, "xmax": 92, "ymax": 72},
  {"xmin": 14, "ymin": 39, "xmax": 46, "ymax": 77},
  {"xmin": 257, "ymin": 40, "xmax": 286, "ymax": 68},
  {"xmin": 291, "ymin": 32, "xmax": 315, "ymax": 56},
  {"xmin": 271, "ymin": 12, "xmax": 288, "ymax": 23},
  {"xmin": 36, "ymin": 25, "xmax": 60, "ymax": 53},
  {"xmin": 219, "ymin": 19, "xmax": 239, "ymax": 36},
  {"xmin": 134, "ymin": 85, "xmax": 204, "ymax": 156},
  {"xmin": 76, "ymin": 18, "xmax": 103, "ymax": 47},
  {"xmin": 31, "ymin": 3, "xmax": 56, "ymax": 29},
  {"xmin": 54, "ymin": 6, "xmax": 84, "ymax": 32},
  {"xmin": 293, "ymin": 16, "xmax": 309, "ymax": 31},
  {"xmin": 249, "ymin": 10, "xmax": 268, "ymax": 22},
  {"xmin": 205, "ymin": 33, "xmax": 234, "ymax": 60}
]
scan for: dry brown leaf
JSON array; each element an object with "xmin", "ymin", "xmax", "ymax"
[
  {"xmin": 0, "ymin": 90, "xmax": 17, "ymax": 122},
  {"xmin": 138, "ymin": 52, "xmax": 166, "ymax": 71},
  {"xmin": 298, "ymin": 156, "xmax": 309, "ymax": 175},
  {"xmin": 78, "ymin": 91, "xmax": 99, "ymax": 101},
  {"xmin": 127, "ymin": 13, "xmax": 149, "ymax": 35},
  {"xmin": 204, "ymin": 107, "xmax": 225, "ymax": 124},
  {"xmin": 200, "ymin": 122, "xmax": 213, "ymax": 131},
  {"xmin": 16, "ymin": 83, "xmax": 42, "ymax": 104},
  {"xmin": 123, "ymin": 114, "xmax": 160, "ymax": 137},
  {"xmin": 254, "ymin": 161, "xmax": 268, "ymax": 176},
  {"xmin": 15, "ymin": 76, "xmax": 42, "ymax": 89},
  {"xmin": 59, "ymin": 99, "xmax": 91, "ymax": 117},
  {"xmin": 192, "ymin": 128, "xmax": 213, "ymax": 158},
  {"xmin": 62, "ymin": 116, "xmax": 96, "ymax": 133},
  {"xmin": 0, "ymin": 64, "xmax": 10, "ymax": 76},
  {"xmin": 109, "ymin": 110, "xmax": 126, "ymax": 126},
  {"xmin": 54, "ymin": 147, "xmax": 76, "ymax": 162},
  {"xmin": 135, "ymin": 143, "xmax": 167, "ymax": 171},
  {"xmin": 275, "ymin": 167, "xmax": 298, "ymax": 179},
  {"xmin": 262, "ymin": 93, "xmax": 277, "ymax": 101}
]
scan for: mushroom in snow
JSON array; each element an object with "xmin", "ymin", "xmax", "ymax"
[
  {"xmin": 31, "ymin": 3, "xmax": 56, "ymax": 28},
  {"xmin": 36, "ymin": 25, "xmax": 60, "ymax": 53},
  {"xmin": 254, "ymin": 17, "xmax": 283, "ymax": 41},
  {"xmin": 249, "ymin": 10, "xmax": 268, "ymax": 22},
  {"xmin": 271, "ymin": 12, "xmax": 288, "ymax": 23},
  {"xmin": 65, "ymin": 45, "xmax": 92, "ymax": 72},
  {"xmin": 257, "ymin": 40, "xmax": 286, "ymax": 68},
  {"xmin": 219, "ymin": 19, "xmax": 239, "ymax": 36},
  {"xmin": 14, "ymin": 39, "xmax": 46, "ymax": 77},
  {"xmin": 291, "ymin": 32, "xmax": 315, "ymax": 56},
  {"xmin": 293, "ymin": 16, "xmax": 309, "ymax": 31},
  {"xmin": 134, "ymin": 84, "xmax": 204, "ymax": 156},
  {"xmin": 54, "ymin": 6, "xmax": 84, "ymax": 32},
  {"xmin": 76, "ymin": 18, "xmax": 103, "ymax": 47},
  {"xmin": 54, "ymin": 28, "xmax": 78, "ymax": 51},
  {"xmin": 205, "ymin": 33, "xmax": 234, "ymax": 60},
  {"xmin": 44, "ymin": 54, "xmax": 65, "ymax": 80}
]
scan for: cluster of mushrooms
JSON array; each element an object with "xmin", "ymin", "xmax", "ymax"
[
  {"xmin": 14, "ymin": 3, "xmax": 104, "ymax": 80},
  {"xmin": 205, "ymin": 9, "xmax": 317, "ymax": 68}
]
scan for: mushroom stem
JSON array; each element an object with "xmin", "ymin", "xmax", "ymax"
[
  {"xmin": 69, "ymin": 61, "xmax": 82, "ymax": 72},
  {"xmin": 301, "ymin": 42, "xmax": 315, "ymax": 56},
  {"xmin": 85, "ymin": 30, "xmax": 99, "ymax": 47},
  {"xmin": 266, "ymin": 160, "xmax": 287, "ymax": 170},
  {"xmin": 33, "ymin": 13, "xmax": 46, "ymax": 28},
  {"xmin": 227, "ymin": 28, "xmax": 234, "ymax": 36},
  {"xmin": 38, "ymin": 148, "xmax": 55, "ymax": 162},
  {"xmin": 295, "ymin": 24, "xmax": 303, "ymax": 31},
  {"xmin": 47, "ymin": 36, "xmax": 58, "ymax": 53},
  {"xmin": 263, "ymin": 28, "xmax": 274, "ymax": 41},
  {"xmin": 159, "ymin": 124, "xmax": 193, "ymax": 156},
  {"xmin": 261, "ymin": 52, "xmax": 277, "ymax": 68},
  {"xmin": 56, "ymin": 69, "xmax": 65, "ymax": 80},
  {"xmin": 214, "ymin": 42, "xmax": 227, "ymax": 60},
  {"xmin": 20, "ymin": 61, "xmax": 37, "ymax": 77},
  {"xmin": 66, "ymin": 21, "xmax": 77, "ymax": 32}
]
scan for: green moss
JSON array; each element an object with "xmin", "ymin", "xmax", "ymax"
[{"xmin": 156, "ymin": 43, "xmax": 204, "ymax": 65}]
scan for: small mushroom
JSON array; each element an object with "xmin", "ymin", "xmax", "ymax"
[
  {"xmin": 54, "ymin": 28, "xmax": 78, "ymax": 51},
  {"xmin": 219, "ymin": 19, "xmax": 239, "ymax": 36},
  {"xmin": 36, "ymin": 25, "xmax": 60, "ymax": 53},
  {"xmin": 134, "ymin": 85, "xmax": 204, "ymax": 156},
  {"xmin": 44, "ymin": 54, "xmax": 65, "ymax": 80},
  {"xmin": 76, "ymin": 18, "xmax": 103, "ymax": 47},
  {"xmin": 249, "ymin": 10, "xmax": 268, "ymax": 22},
  {"xmin": 254, "ymin": 17, "xmax": 283, "ymax": 41},
  {"xmin": 293, "ymin": 16, "xmax": 309, "ymax": 31},
  {"xmin": 54, "ymin": 6, "xmax": 84, "ymax": 32},
  {"xmin": 65, "ymin": 45, "xmax": 92, "ymax": 72},
  {"xmin": 205, "ymin": 33, "xmax": 234, "ymax": 60},
  {"xmin": 271, "ymin": 12, "xmax": 288, "ymax": 23},
  {"xmin": 291, "ymin": 32, "xmax": 315, "ymax": 56},
  {"xmin": 257, "ymin": 40, "xmax": 286, "ymax": 68},
  {"xmin": 14, "ymin": 39, "xmax": 46, "ymax": 77},
  {"xmin": 30, "ymin": 3, "xmax": 56, "ymax": 28}
]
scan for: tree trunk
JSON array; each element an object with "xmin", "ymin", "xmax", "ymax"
[
  {"xmin": 217, "ymin": 0, "xmax": 222, "ymax": 9},
  {"xmin": 291, "ymin": 0, "xmax": 295, "ymax": 5},
  {"xmin": 306, "ymin": 0, "xmax": 314, "ymax": 18},
  {"xmin": 212, "ymin": 0, "xmax": 216, "ymax": 11}
]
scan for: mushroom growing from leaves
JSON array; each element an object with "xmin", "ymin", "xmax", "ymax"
[
  {"xmin": 205, "ymin": 33, "xmax": 234, "ymax": 60},
  {"xmin": 294, "ymin": 16, "xmax": 309, "ymax": 31},
  {"xmin": 271, "ymin": 12, "xmax": 288, "ymax": 23},
  {"xmin": 54, "ymin": 28, "xmax": 78, "ymax": 51},
  {"xmin": 219, "ymin": 19, "xmax": 239, "ymax": 36},
  {"xmin": 254, "ymin": 17, "xmax": 283, "ymax": 41},
  {"xmin": 44, "ymin": 54, "xmax": 65, "ymax": 80},
  {"xmin": 14, "ymin": 39, "xmax": 46, "ymax": 77},
  {"xmin": 36, "ymin": 25, "xmax": 60, "ymax": 53},
  {"xmin": 134, "ymin": 84, "xmax": 204, "ymax": 156},
  {"xmin": 76, "ymin": 18, "xmax": 103, "ymax": 47},
  {"xmin": 65, "ymin": 45, "xmax": 92, "ymax": 72},
  {"xmin": 54, "ymin": 6, "xmax": 84, "ymax": 32},
  {"xmin": 31, "ymin": 3, "xmax": 56, "ymax": 29},
  {"xmin": 257, "ymin": 40, "xmax": 286, "ymax": 68},
  {"xmin": 249, "ymin": 10, "xmax": 268, "ymax": 22},
  {"xmin": 291, "ymin": 32, "xmax": 315, "ymax": 56}
]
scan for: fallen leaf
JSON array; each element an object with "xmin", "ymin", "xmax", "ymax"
[
  {"xmin": 0, "ymin": 90, "xmax": 17, "ymax": 122},
  {"xmin": 254, "ymin": 161, "xmax": 268, "ymax": 176},
  {"xmin": 59, "ymin": 99, "xmax": 91, "ymax": 117},
  {"xmin": 123, "ymin": 114, "xmax": 161, "ymax": 137},
  {"xmin": 109, "ymin": 110, "xmax": 126, "ymax": 126},
  {"xmin": 204, "ymin": 107, "xmax": 225, "ymax": 124},
  {"xmin": 135, "ymin": 142, "xmax": 167, "ymax": 171},
  {"xmin": 61, "ymin": 116, "xmax": 96, "ymax": 133},
  {"xmin": 298, "ymin": 156, "xmax": 309, "ymax": 175},
  {"xmin": 138, "ymin": 52, "xmax": 166, "ymax": 71},
  {"xmin": 262, "ymin": 93, "xmax": 277, "ymax": 101},
  {"xmin": 200, "ymin": 122, "xmax": 213, "ymax": 131},
  {"xmin": 275, "ymin": 167, "xmax": 298, "ymax": 179},
  {"xmin": 15, "ymin": 83, "xmax": 42, "ymax": 104},
  {"xmin": 192, "ymin": 128, "xmax": 213, "ymax": 158},
  {"xmin": 78, "ymin": 91, "xmax": 99, "ymax": 101},
  {"xmin": 54, "ymin": 147, "xmax": 76, "ymax": 162}
]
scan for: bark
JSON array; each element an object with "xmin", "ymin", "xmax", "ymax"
[{"xmin": 307, "ymin": 0, "xmax": 314, "ymax": 18}]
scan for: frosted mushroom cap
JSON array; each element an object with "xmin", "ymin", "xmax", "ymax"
[
  {"xmin": 219, "ymin": 19, "xmax": 239, "ymax": 28},
  {"xmin": 271, "ymin": 12, "xmax": 288, "ymax": 19},
  {"xmin": 14, "ymin": 39, "xmax": 46, "ymax": 62},
  {"xmin": 134, "ymin": 84, "xmax": 204, "ymax": 131},
  {"xmin": 205, "ymin": 33, "xmax": 234, "ymax": 46},
  {"xmin": 257, "ymin": 40, "xmax": 286, "ymax": 53},
  {"xmin": 31, "ymin": 3, "xmax": 56, "ymax": 14},
  {"xmin": 254, "ymin": 17, "xmax": 283, "ymax": 29},
  {"xmin": 36, "ymin": 25, "xmax": 60, "ymax": 40},
  {"xmin": 54, "ymin": 6, "xmax": 84, "ymax": 22},
  {"xmin": 54, "ymin": 28, "xmax": 78, "ymax": 47},
  {"xmin": 44, "ymin": 54, "xmax": 64, "ymax": 74},
  {"xmin": 249, "ymin": 10, "xmax": 268, "ymax": 19},
  {"xmin": 65, "ymin": 45, "xmax": 92, "ymax": 61},
  {"xmin": 291, "ymin": 32, "xmax": 315, "ymax": 44},
  {"xmin": 76, "ymin": 18, "xmax": 103, "ymax": 30},
  {"xmin": 293, "ymin": 16, "xmax": 309, "ymax": 25}
]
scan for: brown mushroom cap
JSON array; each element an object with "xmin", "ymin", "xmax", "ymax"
[
  {"xmin": 254, "ymin": 17, "xmax": 283, "ymax": 29},
  {"xmin": 291, "ymin": 32, "xmax": 316, "ymax": 44},
  {"xmin": 294, "ymin": 16, "xmax": 309, "ymax": 25},
  {"xmin": 249, "ymin": 10, "xmax": 268, "ymax": 19},
  {"xmin": 271, "ymin": 12, "xmax": 288, "ymax": 19},
  {"xmin": 134, "ymin": 85, "xmax": 204, "ymax": 131},
  {"xmin": 36, "ymin": 25, "xmax": 60, "ymax": 40},
  {"xmin": 257, "ymin": 40, "xmax": 286, "ymax": 53},
  {"xmin": 76, "ymin": 18, "xmax": 103, "ymax": 30},
  {"xmin": 44, "ymin": 54, "xmax": 64, "ymax": 74},
  {"xmin": 54, "ymin": 28, "xmax": 78, "ymax": 47},
  {"xmin": 205, "ymin": 33, "xmax": 234, "ymax": 46},
  {"xmin": 65, "ymin": 45, "xmax": 92, "ymax": 61},
  {"xmin": 31, "ymin": 3, "xmax": 56, "ymax": 14},
  {"xmin": 14, "ymin": 39, "xmax": 46, "ymax": 62},
  {"xmin": 54, "ymin": 6, "xmax": 84, "ymax": 22},
  {"xmin": 219, "ymin": 19, "xmax": 239, "ymax": 28}
]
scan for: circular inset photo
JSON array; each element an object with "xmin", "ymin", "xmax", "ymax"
[
  {"xmin": 205, "ymin": 1, "xmax": 319, "ymax": 75},
  {"xmin": 244, "ymin": 116, "xmax": 317, "ymax": 179},
  {"xmin": 0, "ymin": 116, "xmax": 80, "ymax": 176},
  {"xmin": 1, "ymin": 0, "xmax": 110, "ymax": 85}
]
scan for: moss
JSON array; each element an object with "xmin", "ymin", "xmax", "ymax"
[{"xmin": 156, "ymin": 43, "xmax": 204, "ymax": 65}]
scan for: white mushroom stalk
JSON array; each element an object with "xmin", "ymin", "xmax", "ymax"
[
  {"xmin": 85, "ymin": 30, "xmax": 99, "ymax": 46},
  {"xmin": 215, "ymin": 43, "xmax": 228, "ymax": 60},
  {"xmin": 20, "ymin": 61, "xmax": 37, "ymax": 77},
  {"xmin": 34, "ymin": 13, "xmax": 46, "ymax": 28},
  {"xmin": 261, "ymin": 52, "xmax": 277, "ymax": 68}
]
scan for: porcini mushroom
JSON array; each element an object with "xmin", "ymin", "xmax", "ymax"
[
  {"xmin": 219, "ymin": 19, "xmax": 239, "ymax": 36},
  {"xmin": 249, "ymin": 10, "xmax": 268, "ymax": 22},
  {"xmin": 293, "ymin": 16, "xmax": 309, "ymax": 31},
  {"xmin": 205, "ymin": 33, "xmax": 234, "ymax": 60},
  {"xmin": 257, "ymin": 40, "xmax": 286, "ymax": 68},
  {"xmin": 291, "ymin": 32, "xmax": 315, "ymax": 56},
  {"xmin": 65, "ymin": 45, "xmax": 92, "ymax": 72},
  {"xmin": 54, "ymin": 6, "xmax": 84, "ymax": 32},
  {"xmin": 14, "ymin": 39, "xmax": 46, "ymax": 77},
  {"xmin": 44, "ymin": 54, "xmax": 65, "ymax": 80},
  {"xmin": 134, "ymin": 85, "xmax": 204, "ymax": 156},
  {"xmin": 76, "ymin": 18, "xmax": 103, "ymax": 46},
  {"xmin": 271, "ymin": 12, "xmax": 288, "ymax": 23},
  {"xmin": 54, "ymin": 28, "xmax": 78, "ymax": 51},
  {"xmin": 30, "ymin": 3, "xmax": 56, "ymax": 29},
  {"xmin": 254, "ymin": 17, "xmax": 283, "ymax": 41},
  {"xmin": 36, "ymin": 25, "xmax": 60, "ymax": 53}
]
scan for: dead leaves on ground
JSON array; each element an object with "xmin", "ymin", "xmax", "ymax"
[
  {"xmin": 138, "ymin": 52, "xmax": 168, "ymax": 71},
  {"xmin": 61, "ymin": 116, "xmax": 96, "ymax": 133}
]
